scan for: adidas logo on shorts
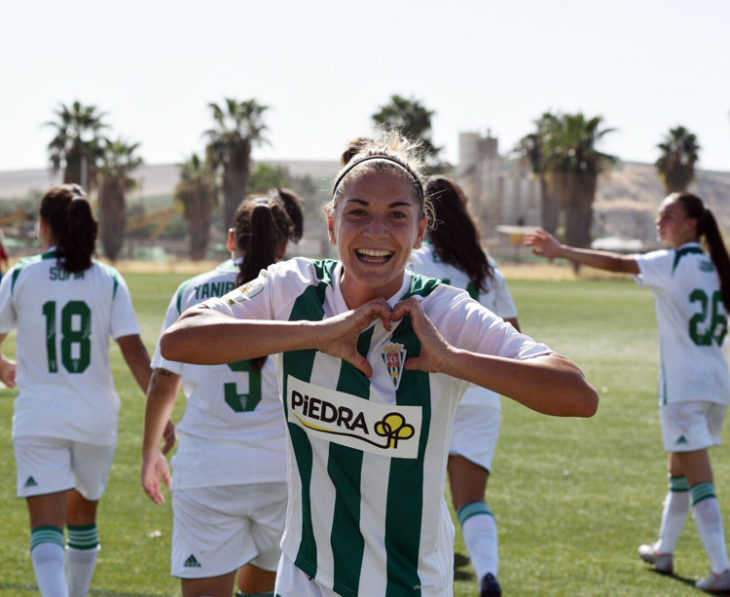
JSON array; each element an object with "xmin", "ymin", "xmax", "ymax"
[
  {"xmin": 183, "ymin": 554, "xmax": 201, "ymax": 568},
  {"xmin": 676, "ymin": 435, "xmax": 689, "ymax": 445},
  {"xmin": 24, "ymin": 476, "xmax": 38, "ymax": 488}
]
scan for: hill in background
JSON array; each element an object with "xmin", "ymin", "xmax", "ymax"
[{"xmin": 1, "ymin": 159, "xmax": 728, "ymax": 247}]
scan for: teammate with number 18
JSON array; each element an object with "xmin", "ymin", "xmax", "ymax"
[
  {"xmin": 0, "ymin": 184, "xmax": 151, "ymax": 597},
  {"xmin": 526, "ymin": 192, "xmax": 730, "ymax": 592},
  {"xmin": 161, "ymin": 133, "xmax": 598, "ymax": 597}
]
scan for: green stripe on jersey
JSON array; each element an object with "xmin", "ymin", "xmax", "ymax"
[
  {"xmin": 175, "ymin": 279, "xmax": 194, "ymax": 315},
  {"xmin": 11, "ymin": 250, "xmax": 55, "ymax": 295},
  {"xmin": 283, "ymin": 259, "xmax": 336, "ymax": 578},
  {"xmin": 381, "ymin": 274, "xmax": 440, "ymax": 595},
  {"xmin": 672, "ymin": 246, "xmax": 704, "ymax": 273},
  {"xmin": 385, "ymin": 313, "xmax": 430, "ymax": 596},
  {"xmin": 95, "ymin": 260, "xmax": 122, "ymax": 299},
  {"xmin": 329, "ymin": 326, "xmax": 374, "ymax": 596}
]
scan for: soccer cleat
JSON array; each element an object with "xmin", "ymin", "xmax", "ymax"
[
  {"xmin": 480, "ymin": 572, "xmax": 502, "ymax": 597},
  {"xmin": 638, "ymin": 543, "xmax": 673, "ymax": 574},
  {"xmin": 695, "ymin": 569, "xmax": 730, "ymax": 593}
]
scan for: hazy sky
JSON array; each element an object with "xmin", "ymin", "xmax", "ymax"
[{"xmin": 3, "ymin": 0, "xmax": 730, "ymax": 172}]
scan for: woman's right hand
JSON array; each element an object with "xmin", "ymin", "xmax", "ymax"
[
  {"xmin": 141, "ymin": 450, "xmax": 171, "ymax": 505},
  {"xmin": 0, "ymin": 355, "xmax": 16, "ymax": 388},
  {"xmin": 313, "ymin": 298, "xmax": 394, "ymax": 378},
  {"xmin": 524, "ymin": 228, "xmax": 563, "ymax": 259}
]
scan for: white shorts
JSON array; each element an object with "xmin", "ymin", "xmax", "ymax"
[
  {"xmin": 660, "ymin": 401, "xmax": 727, "ymax": 453},
  {"xmin": 448, "ymin": 404, "xmax": 501, "ymax": 472},
  {"xmin": 14, "ymin": 436, "xmax": 115, "ymax": 500},
  {"xmin": 275, "ymin": 553, "xmax": 338, "ymax": 597},
  {"xmin": 171, "ymin": 482, "xmax": 287, "ymax": 579}
]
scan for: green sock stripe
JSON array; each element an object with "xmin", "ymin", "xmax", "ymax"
[
  {"xmin": 458, "ymin": 501, "xmax": 494, "ymax": 526},
  {"xmin": 669, "ymin": 475, "xmax": 690, "ymax": 492},
  {"xmin": 691, "ymin": 482, "xmax": 717, "ymax": 506},
  {"xmin": 67, "ymin": 523, "xmax": 99, "ymax": 550},
  {"xmin": 236, "ymin": 592, "xmax": 275, "ymax": 597},
  {"xmin": 31, "ymin": 526, "xmax": 64, "ymax": 551},
  {"xmin": 67, "ymin": 523, "xmax": 97, "ymax": 532}
]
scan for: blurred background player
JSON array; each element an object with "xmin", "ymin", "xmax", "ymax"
[
  {"xmin": 526, "ymin": 192, "xmax": 730, "ymax": 593},
  {"xmin": 0, "ymin": 184, "xmax": 150, "ymax": 597},
  {"xmin": 408, "ymin": 176, "xmax": 519, "ymax": 597},
  {"xmin": 142, "ymin": 192, "xmax": 299, "ymax": 597}
]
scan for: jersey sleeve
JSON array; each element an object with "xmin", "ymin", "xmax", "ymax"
[
  {"xmin": 489, "ymin": 264, "xmax": 518, "ymax": 320},
  {"xmin": 0, "ymin": 266, "xmax": 17, "ymax": 333},
  {"xmin": 109, "ymin": 272, "xmax": 141, "ymax": 340},
  {"xmin": 427, "ymin": 285, "xmax": 549, "ymax": 361},
  {"xmin": 151, "ymin": 287, "xmax": 186, "ymax": 374},
  {"xmin": 632, "ymin": 249, "xmax": 673, "ymax": 290},
  {"xmin": 204, "ymin": 263, "xmax": 277, "ymax": 321}
]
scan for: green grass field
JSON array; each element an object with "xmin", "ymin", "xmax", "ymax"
[{"xmin": 1, "ymin": 272, "xmax": 727, "ymax": 595}]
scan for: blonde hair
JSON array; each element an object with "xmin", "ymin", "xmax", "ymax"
[{"xmin": 329, "ymin": 130, "xmax": 431, "ymax": 223}]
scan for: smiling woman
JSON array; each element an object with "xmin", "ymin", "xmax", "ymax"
[{"xmin": 160, "ymin": 132, "xmax": 598, "ymax": 597}]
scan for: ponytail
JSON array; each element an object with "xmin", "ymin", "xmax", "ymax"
[
  {"xmin": 39, "ymin": 184, "xmax": 97, "ymax": 273},
  {"xmin": 238, "ymin": 203, "xmax": 279, "ymax": 287},
  {"xmin": 676, "ymin": 192, "xmax": 730, "ymax": 309},
  {"xmin": 231, "ymin": 196, "xmax": 293, "ymax": 369},
  {"xmin": 273, "ymin": 187, "xmax": 304, "ymax": 243},
  {"xmin": 425, "ymin": 176, "xmax": 494, "ymax": 291}
]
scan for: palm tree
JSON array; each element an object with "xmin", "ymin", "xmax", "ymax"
[
  {"xmin": 174, "ymin": 153, "xmax": 218, "ymax": 260},
  {"xmin": 371, "ymin": 94, "xmax": 442, "ymax": 167},
  {"xmin": 655, "ymin": 125, "xmax": 700, "ymax": 193},
  {"xmin": 46, "ymin": 101, "xmax": 107, "ymax": 189},
  {"xmin": 542, "ymin": 113, "xmax": 616, "ymax": 250},
  {"xmin": 516, "ymin": 112, "xmax": 560, "ymax": 234},
  {"xmin": 97, "ymin": 138, "xmax": 143, "ymax": 261},
  {"xmin": 205, "ymin": 98, "xmax": 268, "ymax": 229}
]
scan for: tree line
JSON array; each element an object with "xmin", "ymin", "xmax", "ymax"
[{"xmin": 44, "ymin": 96, "xmax": 702, "ymax": 261}]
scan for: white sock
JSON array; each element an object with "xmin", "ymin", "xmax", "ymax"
[
  {"xmin": 692, "ymin": 483, "xmax": 730, "ymax": 574},
  {"xmin": 656, "ymin": 476, "xmax": 690, "ymax": 554},
  {"xmin": 459, "ymin": 501, "xmax": 498, "ymax": 579},
  {"xmin": 31, "ymin": 528, "xmax": 68, "ymax": 597},
  {"xmin": 67, "ymin": 546, "xmax": 100, "ymax": 597},
  {"xmin": 66, "ymin": 523, "xmax": 100, "ymax": 597}
]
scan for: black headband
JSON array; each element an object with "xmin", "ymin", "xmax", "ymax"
[{"xmin": 331, "ymin": 154, "xmax": 424, "ymax": 200}]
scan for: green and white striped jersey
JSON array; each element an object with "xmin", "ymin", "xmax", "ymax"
[
  {"xmin": 151, "ymin": 259, "xmax": 287, "ymax": 490},
  {"xmin": 633, "ymin": 242, "xmax": 730, "ymax": 405},
  {"xmin": 0, "ymin": 248, "xmax": 140, "ymax": 445},
  {"xmin": 207, "ymin": 257, "xmax": 550, "ymax": 596},
  {"xmin": 409, "ymin": 243, "xmax": 518, "ymax": 409}
]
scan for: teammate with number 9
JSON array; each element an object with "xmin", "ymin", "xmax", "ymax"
[
  {"xmin": 526, "ymin": 192, "xmax": 730, "ymax": 592},
  {"xmin": 0, "ymin": 184, "xmax": 151, "ymax": 596},
  {"xmin": 142, "ymin": 192, "xmax": 300, "ymax": 597}
]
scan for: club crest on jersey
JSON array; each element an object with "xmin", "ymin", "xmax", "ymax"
[
  {"xmin": 286, "ymin": 375, "xmax": 422, "ymax": 459},
  {"xmin": 380, "ymin": 342, "xmax": 406, "ymax": 390},
  {"xmin": 227, "ymin": 280, "xmax": 264, "ymax": 305}
]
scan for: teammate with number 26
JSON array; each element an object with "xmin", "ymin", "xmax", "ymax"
[{"xmin": 526, "ymin": 192, "xmax": 730, "ymax": 592}]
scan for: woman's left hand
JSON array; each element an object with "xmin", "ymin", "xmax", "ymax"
[{"xmin": 392, "ymin": 297, "xmax": 451, "ymax": 373}]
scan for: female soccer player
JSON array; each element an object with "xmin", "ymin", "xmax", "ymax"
[
  {"xmin": 0, "ymin": 184, "xmax": 150, "ymax": 597},
  {"xmin": 161, "ymin": 134, "xmax": 598, "ymax": 597},
  {"xmin": 408, "ymin": 175, "xmax": 519, "ymax": 597},
  {"xmin": 526, "ymin": 192, "xmax": 730, "ymax": 592},
  {"xmin": 142, "ymin": 194, "xmax": 296, "ymax": 597}
]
